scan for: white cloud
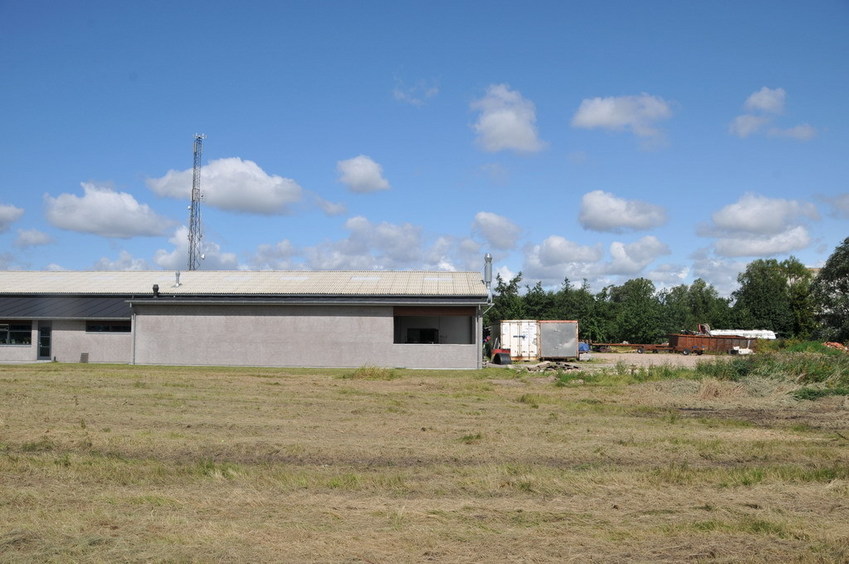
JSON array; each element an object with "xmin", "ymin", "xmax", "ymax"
[
  {"xmin": 153, "ymin": 226, "xmax": 238, "ymax": 270},
  {"xmin": 571, "ymin": 93, "xmax": 672, "ymax": 138},
  {"xmin": 471, "ymin": 84, "xmax": 545, "ymax": 153},
  {"xmin": 701, "ymin": 193, "xmax": 818, "ymax": 258},
  {"xmin": 313, "ymin": 195, "xmax": 347, "ymax": 216},
  {"xmin": 472, "ymin": 211, "xmax": 522, "ymax": 250},
  {"xmin": 147, "ymin": 157, "xmax": 304, "ymax": 214},
  {"xmin": 579, "ymin": 190, "xmax": 667, "ymax": 233},
  {"xmin": 14, "ymin": 228, "xmax": 52, "ymax": 249},
  {"xmin": 45, "ymin": 182, "xmax": 174, "ymax": 238},
  {"xmin": 0, "ymin": 203, "xmax": 24, "ymax": 232},
  {"xmin": 709, "ymin": 193, "xmax": 818, "ymax": 236},
  {"xmin": 522, "ymin": 234, "xmax": 668, "ymax": 288},
  {"xmin": 690, "ymin": 254, "xmax": 748, "ymax": 297},
  {"xmin": 645, "ymin": 263, "xmax": 689, "ymax": 290},
  {"xmin": 252, "ymin": 240, "xmax": 298, "ymax": 270},
  {"xmin": 393, "ymin": 78, "xmax": 439, "ymax": 106},
  {"xmin": 337, "ymin": 155, "xmax": 390, "ymax": 193},
  {"xmin": 301, "ymin": 216, "xmax": 423, "ymax": 270},
  {"xmin": 92, "ymin": 250, "xmax": 150, "ymax": 271},
  {"xmin": 744, "ymin": 87, "xmax": 786, "ymax": 114},
  {"xmin": 730, "ymin": 87, "xmax": 815, "ymax": 141},
  {"xmin": 714, "ymin": 226, "xmax": 811, "ymax": 257},
  {"xmin": 605, "ymin": 236, "xmax": 671, "ymax": 275},
  {"xmin": 537, "ymin": 235, "xmax": 604, "ymax": 265},
  {"xmin": 728, "ymin": 114, "xmax": 770, "ymax": 138}
]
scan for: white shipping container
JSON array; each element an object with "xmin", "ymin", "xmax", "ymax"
[{"xmin": 497, "ymin": 320, "xmax": 539, "ymax": 361}]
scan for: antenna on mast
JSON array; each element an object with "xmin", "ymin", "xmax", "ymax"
[{"xmin": 187, "ymin": 133, "xmax": 205, "ymax": 271}]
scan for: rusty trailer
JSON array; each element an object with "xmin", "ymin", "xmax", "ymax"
[{"xmin": 594, "ymin": 333, "xmax": 756, "ymax": 355}]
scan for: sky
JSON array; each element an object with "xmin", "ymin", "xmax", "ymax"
[{"xmin": 1, "ymin": 0, "xmax": 848, "ymax": 296}]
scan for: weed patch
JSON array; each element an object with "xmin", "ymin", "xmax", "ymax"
[{"xmin": 342, "ymin": 365, "xmax": 400, "ymax": 380}]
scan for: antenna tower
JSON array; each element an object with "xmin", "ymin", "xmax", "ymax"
[{"xmin": 187, "ymin": 133, "xmax": 205, "ymax": 271}]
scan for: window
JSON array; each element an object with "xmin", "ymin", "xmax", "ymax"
[
  {"xmin": 86, "ymin": 321, "xmax": 131, "ymax": 333},
  {"xmin": 0, "ymin": 321, "xmax": 32, "ymax": 345},
  {"xmin": 393, "ymin": 307, "xmax": 475, "ymax": 345}
]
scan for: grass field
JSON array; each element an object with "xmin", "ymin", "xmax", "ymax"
[{"xmin": 1, "ymin": 356, "xmax": 848, "ymax": 562}]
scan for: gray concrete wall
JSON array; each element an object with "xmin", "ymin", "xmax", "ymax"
[
  {"xmin": 0, "ymin": 334, "xmax": 36, "ymax": 362},
  {"xmin": 51, "ymin": 320, "xmax": 133, "ymax": 363},
  {"xmin": 132, "ymin": 303, "xmax": 480, "ymax": 369}
]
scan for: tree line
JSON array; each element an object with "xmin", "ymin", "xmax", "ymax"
[{"xmin": 484, "ymin": 236, "xmax": 849, "ymax": 345}]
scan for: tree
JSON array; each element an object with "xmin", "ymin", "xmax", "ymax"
[
  {"xmin": 607, "ymin": 278, "xmax": 664, "ymax": 343},
  {"xmin": 687, "ymin": 278, "xmax": 733, "ymax": 330},
  {"xmin": 523, "ymin": 281, "xmax": 556, "ymax": 320},
  {"xmin": 555, "ymin": 278, "xmax": 604, "ymax": 342},
  {"xmin": 731, "ymin": 257, "xmax": 811, "ymax": 337},
  {"xmin": 484, "ymin": 273, "xmax": 525, "ymax": 327},
  {"xmin": 811, "ymin": 237, "xmax": 849, "ymax": 342},
  {"xmin": 659, "ymin": 284, "xmax": 693, "ymax": 334}
]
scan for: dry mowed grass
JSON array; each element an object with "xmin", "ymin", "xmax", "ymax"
[{"xmin": 1, "ymin": 360, "xmax": 848, "ymax": 563}]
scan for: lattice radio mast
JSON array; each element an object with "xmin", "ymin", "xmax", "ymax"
[{"xmin": 187, "ymin": 133, "xmax": 205, "ymax": 271}]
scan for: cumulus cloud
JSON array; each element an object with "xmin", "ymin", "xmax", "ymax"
[
  {"xmin": 313, "ymin": 195, "xmax": 347, "ymax": 216},
  {"xmin": 744, "ymin": 86, "xmax": 786, "ymax": 113},
  {"xmin": 147, "ymin": 157, "xmax": 304, "ymax": 214},
  {"xmin": 14, "ymin": 228, "xmax": 52, "ymax": 249},
  {"xmin": 537, "ymin": 236, "xmax": 604, "ymax": 265},
  {"xmin": 153, "ymin": 226, "xmax": 238, "ymax": 270},
  {"xmin": 0, "ymin": 203, "xmax": 24, "ymax": 232},
  {"xmin": 301, "ymin": 216, "xmax": 423, "ymax": 270},
  {"xmin": 690, "ymin": 254, "xmax": 749, "ymax": 297},
  {"xmin": 92, "ymin": 250, "xmax": 150, "ymax": 271},
  {"xmin": 471, "ymin": 84, "xmax": 545, "ymax": 153},
  {"xmin": 579, "ymin": 190, "xmax": 667, "ymax": 233},
  {"xmin": 714, "ymin": 226, "xmax": 811, "ymax": 257},
  {"xmin": 728, "ymin": 114, "xmax": 770, "ymax": 138},
  {"xmin": 337, "ymin": 155, "xmax": 391, "ymax": 193},
  {"xmin": 472, "ymin": 211, "xmax": 522, "ymax": 250},
  {"xmin": 571, "ymin": 93, "xmax": 673, "ymax": 138},
  {"xmin": 522, "ymin": 234, "xmax": 669, "ymax": 287},
  {"xmin": 730, "ymin": 87, "xmax": 815, "ymax": 141},
  {"xmin": 709, "ymin": 193, "xmax": 818, "ymax": 235},
  {"xmin": 701, "ymin": 193, "xmax": 819, "ymax": 257},
  {"xmin": 251, "ymin": 240, "xmax": 298, "ymax": 270},
  {"xmin": 45, "ymin": 182, "xmax": 174, "ymax": 238},
  {"xmin": 605, "ymin": 236, "xmax": 671, "ymax": 275}
]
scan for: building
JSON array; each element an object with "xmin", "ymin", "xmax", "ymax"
[{"xmin": 0, "ymin": 270, "xmax": 488, "ymax": 369}]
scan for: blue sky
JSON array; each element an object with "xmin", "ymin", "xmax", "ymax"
[{"xmin": 2, "ymin": 1, "xmax": 847, "ymax": 295}]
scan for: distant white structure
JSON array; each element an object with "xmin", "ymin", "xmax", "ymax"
[{"xmin": 710, "ymin": 329, "xmax": 776, "ymax": 340}]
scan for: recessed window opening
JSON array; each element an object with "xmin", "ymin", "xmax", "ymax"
[
  {"xmin": 86, "ymin": 320, "xmax": 131, "ymax": 333},
  {"xmin": 0, "ymin": 321, "xmax": 32, "ymax": 345},
  {"xmin": 393, "ymin": 307, "xmax": 474, "ymax": 345}
]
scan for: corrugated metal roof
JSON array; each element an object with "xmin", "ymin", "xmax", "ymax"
[{"xmin": 0, "ymin": 270, "xmax": 488, "ymax": 298}]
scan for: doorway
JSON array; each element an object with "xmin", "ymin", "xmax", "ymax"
[{"xmin": 38, "ymin": 322, "xmax": 52, "ymax": 360}]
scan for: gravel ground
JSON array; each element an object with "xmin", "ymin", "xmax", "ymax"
[{"xmin": 586, "ymin": 351, "xmax": 722, "ymax": 369}]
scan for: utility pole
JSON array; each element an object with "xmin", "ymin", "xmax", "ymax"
[{"xmin": 187, "ymin": 133, "xmax": 205, "ymax": 271}]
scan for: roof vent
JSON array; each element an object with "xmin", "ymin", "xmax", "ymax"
[
  {"xmin": 152, "ymin": 284, "xmax": 160, "ymax": 297},
  {"xmin": 174, "ymin": 271, "xmax": 182, "ymax": 287}
]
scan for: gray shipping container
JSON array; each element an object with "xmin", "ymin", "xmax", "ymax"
[{"xmin": 538, "ymin": 320, "xmax": 579, "ymax": 360}]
